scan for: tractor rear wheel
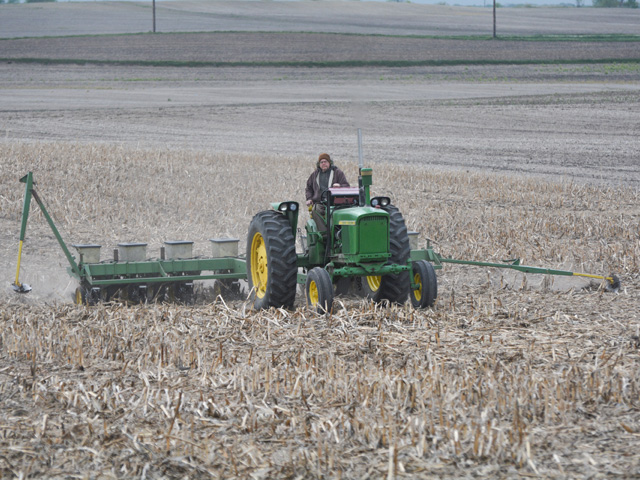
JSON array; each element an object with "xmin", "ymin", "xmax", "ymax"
[
  {"xmin": 306, "ymin": 267, "xmax": 334, "ymax": 313},
  {"xmin": 334, "ymin": 276, "xmax": 352, "ymax": 296},
  {"xmin": 247, "ymin": 210, "xmax": 297, "ymax": 309},
  {"xmin": 355, "ymin": 274, "xmax": 381, "ymax": 299},
  {"xmin": 410, "ymin": 260, "xmax": 437, "ymax": 308},
  {"xmin": 359, "ymin": 205, "xmax": 411, "ymax": 304}
]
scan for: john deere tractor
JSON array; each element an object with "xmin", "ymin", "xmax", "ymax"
[{"xmin": 246, "ymin": 164, "xmax": 437, "ymax": 313}]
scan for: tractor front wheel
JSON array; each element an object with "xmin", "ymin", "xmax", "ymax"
[
  {"xmin": 410, "ymin": 260, "xmax": 437, "ymax": 309},
  {"xmin": 306, "ymin": 267, "xmax": 334, "ymax": 314},
  {"xmin": 247, "ymin": 210, "xmax": 297, "ymax": 309}
]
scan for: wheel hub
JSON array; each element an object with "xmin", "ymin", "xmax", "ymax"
[
  {"xmin": 308, "ymin": 280, "xmax": 319, "ymax": 305},
  {"xmin": 251, "ymin": 232, "xmax": 268, "ymax": 298},
  {"xmin": 367, "ymin": 275, "xmax": 381, "ymax": 291},
  {"xmin": 413, "ymin": 272, "xmax": 422, "ymax": 301}
]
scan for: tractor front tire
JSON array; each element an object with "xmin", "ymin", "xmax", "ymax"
[
  {"xmin": 410, "ymin": 260, "xmax": 437, "ymax": 309},
  {"xmin": 247, "ymin": 210, "xmax": 297, "ymax": 309},
  {"xmin": 306, "ymin": 267, "xmax": 334, "ymax": 314}
]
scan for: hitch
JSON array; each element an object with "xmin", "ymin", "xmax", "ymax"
[{"xmin": 435, "ymin": 255, "xmax": 620, "ymax": 292}]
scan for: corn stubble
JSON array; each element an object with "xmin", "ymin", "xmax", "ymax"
[{"xmin": 1, "ymin": 142, "xmax": 639, "ymax": 478}]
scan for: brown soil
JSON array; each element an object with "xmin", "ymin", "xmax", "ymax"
[
  {"xmin": 3, "ymin": 33, "xmax": 640, "ymax": 63},
  {"xmin": 2, "ymin": 61, "xmax": 639, "ymax": 188}
]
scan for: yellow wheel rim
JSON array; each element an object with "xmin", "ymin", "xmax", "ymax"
[
  {"xmin": 413, "ymin": 272, "xmax": 423, "ymax": 302},
  {"xmin": 75, "ymin": 288, "xmax": 82, "ymax": 305},
  {"xmin": 366, "ymin": 275, "xmax": 381, "ymax": 292},
  {"xmin": 250, "ymin": 232, "xmax": 268, "ymax": 298},
  {"xmin": 308, "ymin": 280, "xmax": 319, "ymax": 305}
]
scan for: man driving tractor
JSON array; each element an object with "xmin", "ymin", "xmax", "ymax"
[{"xmin": 305, "ymin": 153, "xmax": 350, "ymax": 231}]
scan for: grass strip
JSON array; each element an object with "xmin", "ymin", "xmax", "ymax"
[
  {"xmin": 2, "ymin": 57, "xmax": 640, "ymax": 68},
  {"xmin": 1, "ymin": 31, "xmax": 640, "ymax": 42}
]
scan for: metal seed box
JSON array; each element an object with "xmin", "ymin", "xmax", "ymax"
[
  {"xmin": 117, "ymin": 242, "xmax": 147, "ymax": 262},
  {"xmin": 210, "ymin": 238, "xmax": 239, "ymax": 258},
  {"xmin": 164, "ymin": 240, "xmax": 194, "ymax": 260},
  {"xmin": 408, "ymin": 231, "xmax": 419, "ymax": 250},
  {"xmin": 72, "ymin": 244, "xmax": 101, "ymax": 264}
]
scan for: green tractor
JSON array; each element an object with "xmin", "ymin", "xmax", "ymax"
[{"xmin": 246, "ymin": 165, "xmax": 437, "ymax": 313}]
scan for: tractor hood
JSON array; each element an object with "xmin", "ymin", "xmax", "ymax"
[
  {"xmin": 332, "ymin": 207, "xmax": 390, "ymax": 263},
  {"xmin": 333, "ymin": 206, "xmax": 389, "ymax": 224}
]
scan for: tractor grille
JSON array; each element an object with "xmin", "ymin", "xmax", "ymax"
[
  {"xmin": 363, "ymin": 215, "xmax": 387, "ymax": 223},
  {"xmin": 358, "ymin": 215, "xmax": 389, "ymax": 255}
]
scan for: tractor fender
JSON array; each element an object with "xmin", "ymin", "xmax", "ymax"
[{"xmin": 269, "ymin": 201, "xmax": 299, "ymax": 237}]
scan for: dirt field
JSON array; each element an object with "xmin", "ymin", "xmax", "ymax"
[
  {"xmin": 2, "ymin": 143, "xmax": 639, "ymax": 479},
  {"xmin": 1, "ymin": 1, "xmax": 639, "ymax": 479},
  {"xmin": 2, "ymin": 61, "xmax": 640, "ymax": 188}
]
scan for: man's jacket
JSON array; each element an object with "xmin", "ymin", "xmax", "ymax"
[{"xmin": 305, "ymin": 166, "xmax": 350, "ymax": 204}]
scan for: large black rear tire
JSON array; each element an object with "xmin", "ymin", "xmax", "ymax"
[
  {"xmin": 247, "ymin": 210, "xmax": 297, "ymax": 309},
  {"xmin": 358, "ymin": 205, "xmax": 411, "ymax": 304}
]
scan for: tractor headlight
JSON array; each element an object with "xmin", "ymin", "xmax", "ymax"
[
  {"xmin": 371, "ymin": 196, "xmax": 391, "ymax": 208},
  {"xmin": 278, "ymin": 202, "xmax": 299, "ymax": 212}
]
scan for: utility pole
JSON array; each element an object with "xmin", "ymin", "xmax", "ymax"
[
  {"xmin": 493, "ymin": 0, "xmax": 496, "ymax": 38},
  {"xmin": 153, "ymin": 0, "xmax": 156, "ymax": 33}
]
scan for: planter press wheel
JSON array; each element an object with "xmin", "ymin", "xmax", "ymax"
[
  {"xmin": 74, "ymin": 285, "xmax": 99, "ymax": 306},
  {"xmin": 74, "ymin": 286, "xmax": 85, "ymax": 305},
  {"xmin": 126, "ymin": 284, "xmax": 149, "ymax": 304},
  {"xmin": 214, "ymin": 276, "xmax": 243, "ymax": 301},
  {"xmin": 175, "ymin": 282, "xmax": 194, "ymax": 304}
]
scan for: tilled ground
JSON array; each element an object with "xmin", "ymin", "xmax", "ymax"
[
  {"xmin": 1, "ymin": 92, "xmax": 639, "ymax": 478},
  {"xmin": 1, "ymin": 275, "xmax": 638, "ymax": 479},
  {"xmin": 3, "ymin": 33, "xmax": 640, "ymax": 64}
]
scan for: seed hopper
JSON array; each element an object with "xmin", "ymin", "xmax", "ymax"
[{"xmin": 12, "ymin": 157, "xmax": 619, "ymax": 310}]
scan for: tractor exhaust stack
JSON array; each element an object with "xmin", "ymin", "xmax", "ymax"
[
  {"xmin": 356, "ymin": 129, "xmax": 372, "ymax": 206},
  {"xmin": 357, "ymin": 128, "xmax": 365, "ymax": 206}
]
